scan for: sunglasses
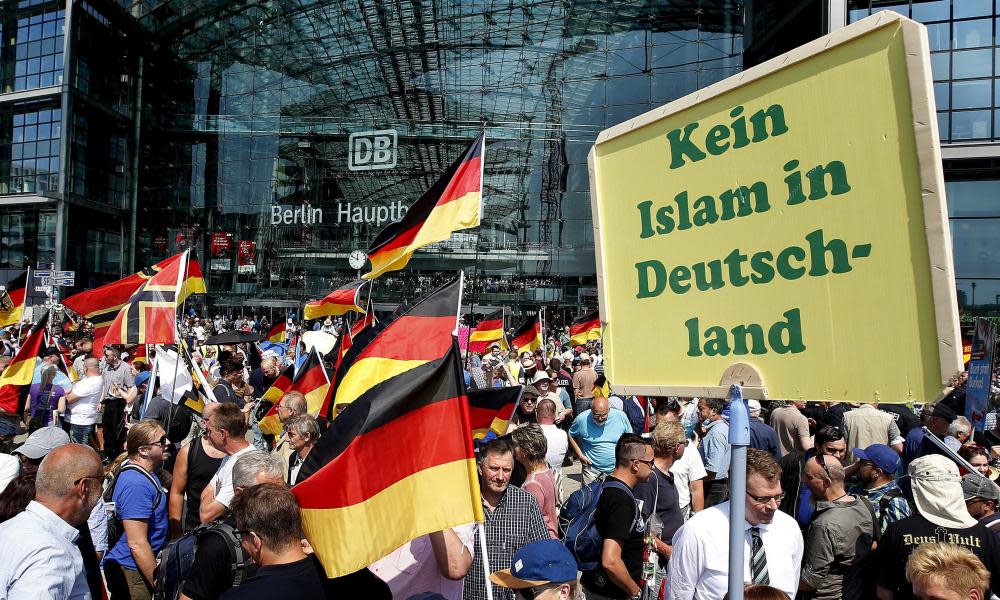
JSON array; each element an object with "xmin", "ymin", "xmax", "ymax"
[
  {"xmin": 817, "ymin": 453, "xmax": 832, "ymax": 478},
  {"xmin": 146, "ymin": 435, "xmax": 170, "ymax": 448},
  {"xmin": 517, "ymin": 584, "xmax": 563, "ymax": 599}
]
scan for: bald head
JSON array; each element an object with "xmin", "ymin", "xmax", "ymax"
[
  {"xmin": 83, "ymin": 358, "xmax": 100, "ymax": 373},
  {"xmin": 35, "ymin": 445, "xmax": 102, "ymax": 500},
  {"xmin": 281, "ymin": 391, "xmax": 307, "ymax": 415},
  {"xmin": 592, "ymin": 396, "xmax": 609, "ymax": 413}
]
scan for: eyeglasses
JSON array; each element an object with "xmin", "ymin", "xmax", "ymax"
[
  {"xmin": 73, "ymin": 475, "xmax": 103, "ymax": 486},
  {"xmin": 146, "ymin": 435, "xmax": 169, "ymax": 448},
  {"xmin": 633, "ymin": 458, "xmax": 655, "ymax": 469},
  {"xmin": 747, "ymin": 491, "xmax": 786, "ymax": 505},
  {"xmin": 517, "ymin": 584, "xmax": 564, "ymax": 600}
]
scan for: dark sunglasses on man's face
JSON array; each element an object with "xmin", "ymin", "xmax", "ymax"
[{"xmin": 147, "ymin": 435, "xmax": 170, "ymax": 448}]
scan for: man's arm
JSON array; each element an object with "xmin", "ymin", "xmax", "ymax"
[
  {"xmin": 123, "ymin": 518, "xmax": 157, "ymax": 587},
  {"xmin": 428, "ymin": 528, "xmax": 473, "ymax": 580},
  {"xmin": 199, "ymin": 482, "xmax": 227, "ymax": 524},
  {"xmin": 689, "ymin": 479, "xmax": 705, "ymax": 513},
  {"xmin": 666, "ymin": 526, "xmax": 699, "ymax": 600},
  {"xmin": 568, "ymin": 435, "xmax": 590, "ymax": 465},
  {"xmin": 169, "ymin": 444, "xmax": 190, "ymax": 538},
  {"xmin": 600, "ymin": 538, "xmax": 641, "ymax": 597},
  {"xmin": 798, "ymin": 524, "xmax": 833, "ymax": 592}
]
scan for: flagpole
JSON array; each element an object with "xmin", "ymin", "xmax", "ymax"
[
  {"xmin": 478, "ymin": 525, "xmax": 494, "ymax": 600},
  {"xmin": 170, "ymin": 251, "xmax": 191, "ymax": 407}
]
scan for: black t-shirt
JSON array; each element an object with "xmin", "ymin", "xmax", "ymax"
[
  {"xmin": 633, "ymin": 466, "xmax": 684, "ymax": 545},
  {"xmin": 875, "ymin": 513, "xmax": 1000, "ymax": 598},
  {"xmin": 878, "ymin": 404, "xmax": 921, "ymax": 438},
  {"xmin": 821, "ymin": 403, "xmax": 851, "ymax": 431},
  {"xmin": 182, "ymin": 517, "xmax": 253, "ymax": 600},
  {"xmin": 581, "ymin": 477, "xmax": 644, "ymax": 598},
  {"xmin": 220, "ymin": 557, "xmax": 325, "ymax": 600}
]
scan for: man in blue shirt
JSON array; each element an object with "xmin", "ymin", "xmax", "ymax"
[
  {"xmin": 747, "ymin": 400, "xmax": 781, "ymax": 461},
  {"xmin": 569, "ymin": 396, "xmax": 633, "ymax": 484},
  {"xmin": 104, "ymin": 420, "xmax": 170, "ymax": 599},
  {"xmin": 698, "ymin": 397, "xmax": 730, "ymax": 507}
]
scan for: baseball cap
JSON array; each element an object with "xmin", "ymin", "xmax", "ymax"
[
  {"xmin": 908, "ymin": 454, "xmax": 977, "ymax": 528},
  {"xmin": 961, "ymin": 473, "xmax": 1000, "ymax": 501},
  {"xmin": 853, "ymin": 443, "xmax": 900, "ymax": 474},
  {"xmin": 746, "ymin": 399, "xmax": 762, "ymax": 413},
  {"xmin": 490, "ymin": 539, "xmax": 578, "ymax": 589},
  {"xmin": 13, "ymin": 427, "xmax": 71, "ymax": 460},
  {"xmin": 135, "ymin": 371, "xmax": 152, "ymax": 388},
  {"xmin": 929, "ymin": 403, "xmax": 958, "ymax": 423}
]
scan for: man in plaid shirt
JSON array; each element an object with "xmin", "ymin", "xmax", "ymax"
[
  {"xmin": 850, "ymin": 443, "xmax": 912, "ymax": 533},
  {"xmin": 464, "ymin": 439, "xmax": 549, "ymax": 600}
]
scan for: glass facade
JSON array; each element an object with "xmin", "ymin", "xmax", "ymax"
[{"xmin": 129, "ymin": 0, "xmax": 743, "ymax": 311}]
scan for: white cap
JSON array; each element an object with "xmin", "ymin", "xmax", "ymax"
[{"xmin": 747, "ymin": 399, "xmax": 762, "ymax": 413}]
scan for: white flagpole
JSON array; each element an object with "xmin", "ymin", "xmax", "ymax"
[{"xmin": 477, "ymin": 524, "xmax": 494, "ymax": 600}]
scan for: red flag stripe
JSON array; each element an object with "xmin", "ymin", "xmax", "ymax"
[
  {"xmin": 295, "ymin": 395, "xmax": 468, "ymax": 509},
  {"xmin": 355, "ymin": 315, "xmax": 455, "ymax": 361}
]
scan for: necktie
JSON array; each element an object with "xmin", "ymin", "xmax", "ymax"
[{"xmin": 750, "ymin": 526, "xmax": 770, "ymax": 585}]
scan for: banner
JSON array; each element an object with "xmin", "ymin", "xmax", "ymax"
[
  {"xmin": 966, "ymin": 317, "xmax": 996, "ymax": 431},
  {"xmin": 237, "ymin": 240, "xmax": 257, "ymax": 274},
  {"xmin": 587, "ymin": 13, "xmax": 961, "ymax": 403}
]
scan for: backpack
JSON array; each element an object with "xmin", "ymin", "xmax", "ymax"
[
  {"xmin": 559, "ymin": 477, "xmax": 640, "ymax": 571},
  {"xmin": 154, "ymin": 520, "xmax": 249, "ymax": 600},
  {"xmin": 876, "ymin": 486, "xmax": 910, "ymax": 535},
  {"xmin": 104, "ymin": 463, "xmax": 164, "ymax": 550}
]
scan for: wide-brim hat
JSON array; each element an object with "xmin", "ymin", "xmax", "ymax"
[
  {"xmin": 908, "ymin": 454, "xmax": 977, "ymax": 528},
  {"xmin": 13, "ymin": 427, "xmax": 71, "ymax": 460}
]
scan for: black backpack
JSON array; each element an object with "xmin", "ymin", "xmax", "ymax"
[
  {"xmin": 155, "ymin": 520, "xmax": 249, "ymax": 600},
  {"xmin": 104, "ymin": 463, "xmax": 164, "ymax": 549}
]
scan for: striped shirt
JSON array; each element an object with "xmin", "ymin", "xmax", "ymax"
[
  {"xmin": 856, "ymin": 480, "xmax": 912, "ymax": 534},
  {"xmin": 463, "ymin": 486, "xmax": 549, "ymax": 600}
]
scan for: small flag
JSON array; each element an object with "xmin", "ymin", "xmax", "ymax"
[
  {"xmin": 104, "ymin": 251, "xmax": 197, "ymax": 346},
  {"xmin": 330, "ymin": 278, "xmax": 461, "ymax": 410},
  {"xmin": 468, "ymin": 309, "xmax": 504, "ymax": 354},
  {"xmin": 468, "ymin": 386, "xmax": 522, "ymax": 439},
  {"xmin": 294, "ymin": 342, "xmax": 483, "ymax": 578},
  {"xmin": 267, "ymin": 322, "xmax": 287, "ymax": 343},
  {"xmin": 509, "ymin": 315, "xmax": 543, "ymax": 354},
  {"xmin": 351, "ymin": 312, "xmax": 375, "ymax": 338},
  {"xmin": 319, "ymin": 326, "xmax": 354, "ymax": 419},
  {"xmin": 257, "ymin": 362, "xmax": 297, "ymax": 436},
  {"xmin": 0, "ymin": 271, "xmax": 27, "ymax": 328},
  {"xmin": 304, "ymin": 280, "xmax": 368, "ymax": 321},
  {"xmin": 569, "ymin": 310, "xmax": 602, "ymax": 346},
  {"xmin": 0, "ymin": 313, "xmax": 48, "ymax": 413},
  {"xmin": 365, "ymin": 131, "xmax": 485, "ymax": 280}
]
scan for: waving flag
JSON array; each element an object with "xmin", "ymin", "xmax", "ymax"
[
  {"xmin": 330, "ymin": 278, "xmax": 461, "ymax": 411},
  {"xmin": 0, "ymin": 271, "xmax": 27, "ymax": 328},
  {"xmin": 365, "ymin": 131, "xmax": 485, "ymax": 280},
  {"xmin": 304, "ymin": 280, "xmax": 368, "ymax": 320},
  {"xmin": 256, "ymin": 361, "xmax": 298, "ymax": 436},
  {"xmin": 510, "ymin": 314, "xmax": 542, "ymax": 354},
  {"xmin": 469, "ymin": 309, "xmax": 504, "ymax": 353},
  {"xmin": 104, "ymin": 251, "xmax": 196, "ymax": 346},
  {"xmin": 63, "ymin": 253, "xmax": 205, "ymax": 352},
  {"xmin": 569, "ymin": 310, "xmax": 602, "ymax": 346},
  {"xmin": 0, "ymin": 313, "xmax": 47, "ymax": 413},
  {"xmin": 468, "ymin": 386, "xmax": 522, "ymax": 439},
  {"xmin": 295, "ymin": 342, "xmax": 482, "ymax": 577},
  {"xmin": 267, "ymin": 322, "xmax": 287, "ymax": 343}
]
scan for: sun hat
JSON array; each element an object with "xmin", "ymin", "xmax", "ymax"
[
  {"xmin": 13, "ymin": 427, "xmax": 71, "ymax": 460},
  {"xmin": 908, "ymin": 454, "xmax": 978, "ymax": 528},
  {"xmin": 489, "ymin": 539, "xmax": 578, "ymax": 589},
  {"xmin": 530, "ymin": 371, "xmax": 551, "ymax": 386}
]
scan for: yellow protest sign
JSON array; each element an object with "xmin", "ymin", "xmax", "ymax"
[{"xmin": 588, "ymin": 12, "xmax": 961, "ymax": 403}]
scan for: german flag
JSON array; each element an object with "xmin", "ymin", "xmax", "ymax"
[
  {"xmin": 104, "ymin": 251, "xmax": 197, "ymax": 346},
  {"xmin": 510, "ymin": 315, "xmax": 542, "ymax": 354},
  {"xmin": 0, "ymin": 271, "xmax": 27, "ymax": 328},
  {"xmin": 468, "ymin": 309, "xmax": 504, "ymax": 354},
  {"xmin": 267, "ymin": 322, "xmax": 287, "ymax": 343},
  {"xmin": 290, "ymin": 348, "xmax": 330, "ymax": 416},
  {"xmin": 351, "ymin": 311, "xmax": 375, "ymax": 338},
  {"xmin": 0, "ymin": 313, "xmax": 47, "ymax": 413},
  {"xmin": 62, "ymin": 253, "xmax": 205, "ymax": 353},
  {"xmin": 468, "ymin": 386, "xmax": 522, "ymax": 439},
  {"xmin": 569, "ymin": 310, "xmax": 602, "ymax": 346},
  {"xmin": 304, "ymin": 280, "xmax": 367, "ymax": 321},
  {"xmin": 319, "ymin": 325, "xmax": 354, "ymax": 419},
  {"xmin": 257, "ymin": 362, "xmax": 297, "ymax": 436},
  {"xmin": 364, "ymin": 131, "xmax": 485, "ymax": 280},
  {"xmin": 294, "ymin": 342, "xmax": 483, "ymax": 577},
  {"xmin": 330, "ymin": 278, "xmax": 460, "ymax": 411}
]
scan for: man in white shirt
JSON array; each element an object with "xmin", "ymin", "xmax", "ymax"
[
  {"xmin": 536, "ymin": 398, "xmax": 568, "ymax": 473},
  {"xmin": 200, "ymin": 402, "xmax": 253, "ymax": 523},
  {"xmin": 668, "ymin": 448, "xmax": 803, "ymax": 600},
  {"xmin": 0, "ymin": 444, "xmax": 104, "ymax": 599},
  {"xmin": 63, "ymin": 358, "xmax": 103, "ymax": 445}
]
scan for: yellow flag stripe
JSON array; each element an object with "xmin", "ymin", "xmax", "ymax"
[{"xmin": 333, "ymin": 357, "xmax": 428, "ymax": 407}]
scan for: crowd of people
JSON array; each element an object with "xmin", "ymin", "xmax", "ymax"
[{"xmin": 0, "ymin": 315, "xmax": 999, "ymax": 600}]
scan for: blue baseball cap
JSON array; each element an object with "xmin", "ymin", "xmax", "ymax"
[
  {"xmin": 853, "ymin": 443, "xmax": 900, "ymax": 473},
  {"xmin": 135, "ymin": 371, "xmax": 152, "ymax": 388},
  {"xmin": 489, "ymin": 539, "xmax": 578, "ymax": 589}
]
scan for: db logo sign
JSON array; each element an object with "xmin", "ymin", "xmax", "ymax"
[{"xmin": 348, "ymin": 129, "xmax": 397, "ymax": 171}]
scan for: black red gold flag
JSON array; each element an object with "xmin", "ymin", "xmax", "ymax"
[
  {"xmin": 104, "ymin": 251, "xmax": 198, "ymax": 346},
  {"xmin": 329, "ymin": 278, "xmax": 461, "ymax": 411},
  {"xmin": 468, "ymin": 386, "xmax": 522, "ymax": 439},
  {"xmin": 468, "ymin": 309, "xmax": 504, "ymax": 353},
  {"xmin": 304, "ymin": 280, "xmax": 368, "ymax": 320},
  {"xmin": 256, "ymin": 361, "xmax": 297, "ymax": 436},
  {"xmin": 0, "ymin": 271, "xmax": 27, "ymax": 328},
  {"xmin": 294, "ymin": 342, "xmax": 483, "ymax": 577},
  {"xmin": 0, "ymin": 312, "xmax": 48, "ymax": 413},
  {"xmin": 267, "ymin": 321, "xmax": 287, "ymax": 343},
  {"xmin": 509, "ymin": 314, "xmax": 542, "ymax": 354},
  {"xmin": 365, "ymin": 132, "xmax": 485, "ymax": 280},
  {"xmin": 569, "ymin": 310, "xmax": 602, "ymax": 346}
]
